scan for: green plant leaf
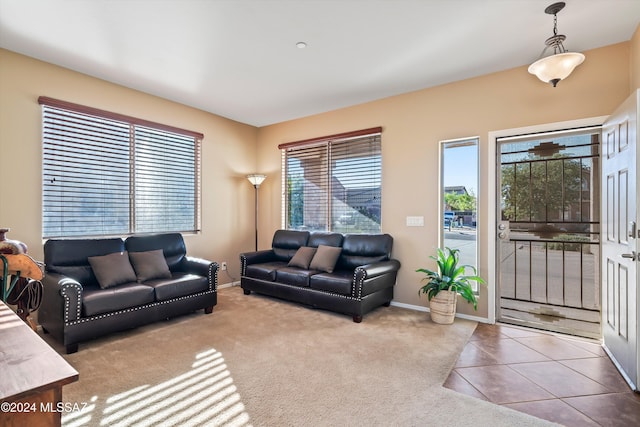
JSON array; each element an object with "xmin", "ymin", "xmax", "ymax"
[{"xmin": 416, "ymin": 247, "xmax": 486, "ymax": 311}]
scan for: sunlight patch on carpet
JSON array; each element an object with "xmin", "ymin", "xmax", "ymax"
[
  {"xmin": 60, "ymin": 396, "xmax": 97, "ymax": 427},
  {"xmin": 61, "ymin": 348, "xmax": 252, "ymax": 427}
]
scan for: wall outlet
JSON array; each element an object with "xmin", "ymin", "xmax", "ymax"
[{"xmin": 221, "ymin": 262, "xmax": 227, "ymax": 271}]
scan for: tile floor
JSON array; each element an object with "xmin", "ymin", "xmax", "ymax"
[{"xmin": 444, "ymin": 323, "xmax": 640, "ymax": 426}]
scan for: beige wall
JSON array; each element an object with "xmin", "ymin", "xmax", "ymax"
[
  {"xmin": 257, "ymin": 41, "xmax": 633, "ymax": 318},
  {"xmin": 0, "ymin": 48, "xmax": 258, "ymax": 277},
  {"xmin": 2, "ymin": 29, "xmax": 638, "ymax": 318}
]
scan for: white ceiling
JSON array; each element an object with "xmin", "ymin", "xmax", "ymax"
[{"xmin": 1, "ymin": 0, "xmax": 639, "ymax": 127}]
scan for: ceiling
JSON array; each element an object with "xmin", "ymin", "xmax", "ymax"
[{"xmin": 1, "ymin": 1, "xmax": 639, "ymax": 127}]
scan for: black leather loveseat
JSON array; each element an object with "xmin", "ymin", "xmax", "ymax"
[
  {"xmin": 38, "ymin": 233, "xmax": 218, "ymax": 353},
  {"xmin": 240, "ymin": 230, "xmax": 400, "ymax": 322}
]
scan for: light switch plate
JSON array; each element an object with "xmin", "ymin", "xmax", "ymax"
[{"xmin": 406, "ymin": 216, "xmax": 424, "ymax": 227}]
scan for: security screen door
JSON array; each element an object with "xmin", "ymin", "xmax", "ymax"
[{"xmin": 496, "ymin": 127, "xmax": 601, "ymax": 338}]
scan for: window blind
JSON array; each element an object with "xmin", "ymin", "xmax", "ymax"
[
  {"xmin": 40, "ymin": 98, "xmax": 201, "ymax": 238},
  {"xmin": 281, "ymin": 128, "xmax": 382, "ymax": 233},
  {"xmin": 133, "ymin": 126, "xmax": 199, "ymax": 233}
]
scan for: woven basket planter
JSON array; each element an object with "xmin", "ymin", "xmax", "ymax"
[{"xmin": 429, "ymin": 290, "xmax": 457, "ymax": 324}]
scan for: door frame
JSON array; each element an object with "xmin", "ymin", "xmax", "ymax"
[{"xmin": 486, "ymin": 116, "xmax": 608, "ymax": 324}]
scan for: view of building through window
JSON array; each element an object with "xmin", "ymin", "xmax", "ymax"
[{"xmin": 282, "ymin": 131, "xmax": 381, "ymax": 233}]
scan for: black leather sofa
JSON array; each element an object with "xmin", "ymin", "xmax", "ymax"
[
  {"xmin": 38, "ymin": 233, "xmax": 218, "ymax": 353},
  {"xmin": 240, "ymin": 230, "xmax": 400, "ymax": 322}
]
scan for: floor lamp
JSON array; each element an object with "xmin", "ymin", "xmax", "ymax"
[{"xmin": 246, "ymin": 174, "xmax": 266, "ymax": 251}]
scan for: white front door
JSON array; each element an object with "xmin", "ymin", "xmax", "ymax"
[{"xmin": 601, "ymin": 89, "xmax": 639, "ymax": 390}]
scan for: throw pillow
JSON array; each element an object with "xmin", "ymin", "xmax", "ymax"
[
  {"xmin": 128, "ymin": 249, "xmax": 172, "ymax": 283},
  {"xmin": 88, "ymin": 251, "xmax": 138, "ymax": 289},
  {"xmin": 288, "ymin": 246, "xmax": 317, "ymax": 269},
  {"xmin": 309, "ymin": 245, "xmax": 342, "ymax": 273}
]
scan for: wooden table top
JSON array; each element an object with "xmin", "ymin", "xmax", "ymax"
[{"xmin": 0, "ymin": 301, "xmax": 78, "ymax": 401}]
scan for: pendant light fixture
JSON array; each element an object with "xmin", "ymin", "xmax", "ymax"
[{"xmin": 528, "ymin": 2, "xmax": 585, "ymax": 87}]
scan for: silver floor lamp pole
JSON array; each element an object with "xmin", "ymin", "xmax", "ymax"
[{"xmin": 246, "ymin": 174, "xmax": 266, "ymax": 251}]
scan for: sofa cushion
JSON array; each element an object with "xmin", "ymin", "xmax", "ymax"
[
  {"xmin": 272, "ymin": 230, "xmax": 309, "ymax": 261},
  {"xmin": 275, "ymin": 267, "xmax": 316, "ymax": 287},
  {"xmin": 128, "ymin": 249, "xmax": 172, "ymax": 283},
  {"xmin": 82, "ymin": 283, "xmax": 155, "ymax": 316},
  {"xmin": 143, "ymin": 273, "xmax": 209, "ymax": 301},
  {"xmin": 309, "ymin": 271, "xmax": 353, "ymax": 295},
  {"xmin": 125, "ymin": 233, "xmax": 186, "ymax": 270},
  {"xmin": 88, "ymin": 251, "xmax": 138, "ymax": 289},
  {"xmin": 308, "ymin": 232, "xmax": 343, "ymax": 248},
  {"xmin": 245, "ymin": 261, "xmax": 288, "ymax": 281},
  {"xmin": 288, "ymin": 246, "xmax": 317, "ymax": 269},
  {"xmin": 44, "ymin": 238, "xmax": 125, "ymax": 286},
  {"xmin": 310, "ymin": 245, "xmax": 342, "ymax": 273},
  {"xmin": 338, "ymin": 234, "xmax": 393, "ymax": 270}
]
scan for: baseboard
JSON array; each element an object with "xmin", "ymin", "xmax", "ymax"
[
  {"xmin": 217, "ymin": 286, "xmax": 490, "ymax": 323},
  {"xmin": 390, "ymin": 300, "xmax": 428, "ymax": 312},
  {"xmin": 455, "ymin": 312, "xmax": 491, "ymax": 324},
  {"xmin": 218, "ymin": 281, "xmax": 241, "ymax": 289},
  {"xmin": 390, "ymin": 300, "xmax": 490, "ymax": 323}
]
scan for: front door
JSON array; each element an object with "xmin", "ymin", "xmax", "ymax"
[
  {"xmin": 496, "ymin": 127, "xmax": 602, "ymax": 338},
  {"xmin": 601, "ymin": 90, "xmax": 639, "ymax": 390}
]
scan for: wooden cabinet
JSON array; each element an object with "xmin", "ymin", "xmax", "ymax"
[{"xmin": 0, "ymin": 301, "xmax": 78, "ymax": 427}]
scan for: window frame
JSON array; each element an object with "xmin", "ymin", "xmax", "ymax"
[
  {"xmin": 279, "ymin": 127, "xmax": 383, "ymax": 233},
  {"xmin": 440, "ymin": 137, "xmax": 480, "ymax": 291},
  {"xmin": 39, "ymin": 96, "xmax": 203, "ymax": 239}
]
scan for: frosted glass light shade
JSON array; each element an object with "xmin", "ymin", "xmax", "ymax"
[
  {"xmin": 528, "ymin": 52, "xmax": 585, "ymax": 87},
  {"xmin": 246, "ymin": 174, "xmax": 266, "ymax": 187}
]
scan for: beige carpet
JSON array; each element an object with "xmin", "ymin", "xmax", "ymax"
[{"xmin": 42, "ymin": 286, "xmax": 558, "ymax": 427}]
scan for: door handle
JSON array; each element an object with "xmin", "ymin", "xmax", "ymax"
[{"xmin": 621, "ymin": 251, "xmax": 637, "ymax": 261}]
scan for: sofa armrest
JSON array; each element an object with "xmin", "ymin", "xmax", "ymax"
[
  {"xmin": 352, "ymin": 259, "xmax": 401, "ymax": 299},
  {"xmin": 356, "ymin": 259, "xmax": 401, "ymax": 278},
  {"xmin": 41, "ymin": 273, "xmax": 84, "ymax": 323},
  {"xmin": 181, "ymin": 257, "xmax": 218, "ymax": 291},
  {"xmin": 240, "ymin": 250, "xmax": 276, "ymax": 275}
]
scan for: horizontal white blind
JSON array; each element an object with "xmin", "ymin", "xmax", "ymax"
[
  {"xmin": 285, "ymin": 143, "xmax": 329, "ymax": 230},
  {"xmin": 43, "ymin": 108, "xmax": 131, "ymax": 237},
  {"xmin": 331, "ymin": 135, "xmax": 381, "ymax": 231},
  {"xmin": 283, "ymin": 130, "xmax": 382, "ymax": 233},
  {"xmin": 134, "ymin": 126, "xmax": 198, "ymax": 233},
  {"xmin": 42, "ymin": 102, "xmax": 201, "ymax": 238}
]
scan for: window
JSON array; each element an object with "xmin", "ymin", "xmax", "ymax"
[
  {"xmin": 440, "ymin": 137, "xmax": 479, "ymax": 290},
  {"xmin": 280, "ymin": 127, "xmax": 382, "ymax": 233},
  {"xmin": 40, "ymin": 97, "xmax": 202, "ymax": 238}
]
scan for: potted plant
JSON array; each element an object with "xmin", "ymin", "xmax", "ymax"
[{"xmin": 416, "ymin": 247, "xmax": 485, "ymax": 324}]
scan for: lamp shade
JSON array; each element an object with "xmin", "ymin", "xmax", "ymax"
[
  {"xmin": 246, "ymin": 174, "xmax": 266, "ymax": 187},
  {"xmin": 528, "ymin": 51, "xmax": 585, "ymax": 87}
]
